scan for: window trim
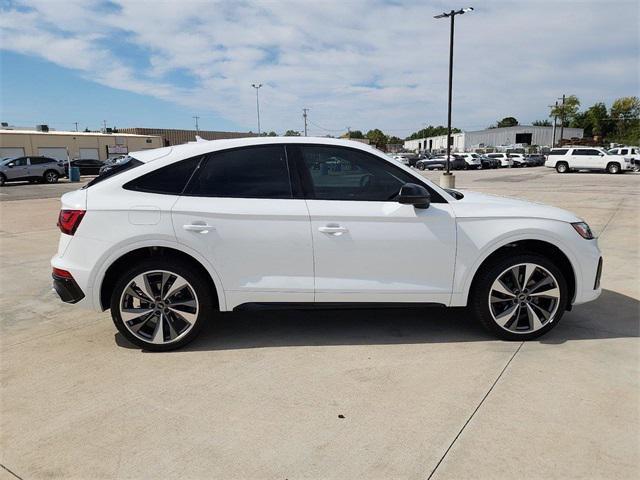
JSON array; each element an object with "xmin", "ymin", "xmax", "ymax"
[
  {"xmin": 287, "ymin": 143, "xmax": 446, "ymax": 204},
  {"xmin": 182, "ymin": 144, "xmax": 294, "ymax": 200}
]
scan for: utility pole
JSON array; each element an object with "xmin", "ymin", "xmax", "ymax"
[
  {"xmin": 551, "ymin": 101, "xmax": 558, "ymax": 147},
  {"xmin": 251, "ymin": 83, "xmax": 262, "ymax": 134},
  {"xmin": 346, "ymin": 126, "xmax": 351, "ymax": 139},
  {"xmin": 434, "ymin": 6, "xmax": 473, "ymax": 189},
  {"xmin": 302, "ymin": 108, "xmax": 309, "ymax": 136},
  {"xmin": 558, "ymin": 94, "xmax": 566, "ymax": 147},
  {"xmin": 102, "ymin": 120, "xmax": 107, "ymax": 131},
  {"xmin": 74, "ymin": 122, "xmax": 78, "ymax": 132},
  {"xmin": 193, "ymin": 115, "xmax": 200, "ymax": 133}
]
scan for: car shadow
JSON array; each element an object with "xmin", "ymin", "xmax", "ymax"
[{"xmin": 114, "ymin": 289, "xmax": 639, "ymax": 352}]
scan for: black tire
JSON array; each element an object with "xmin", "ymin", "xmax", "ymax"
[
  {"xmin": 0, "ymin": 174, "xmax": 5, "ymax": 186},
  {"xmin": 43, "ymin": 170, "xmax": 59, "ymax": 183},
  {"xmin": 417, "ymin": 163, "xmax": 425, "ymax": 171},
  {"xmin": 606, "ymin": 162, "xmax": 621, "ymax": 174},
  {"xmin": 556, "ymin": 162, "xmax": 569, "ymax": 173},
  {"xmin": 470, "ymin": 253, "xmax": 568, "ymax": 341},
  {"xmin": 110, "ymin": 258, "xmax": 215, "ymax": 351}
]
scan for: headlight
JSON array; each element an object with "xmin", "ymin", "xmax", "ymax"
[{"xmin": 572, "ymin": 222, "xmax": 594, "ymax": 239}]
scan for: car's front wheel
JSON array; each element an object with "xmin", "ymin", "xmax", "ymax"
[
  {"xmin": 110, "ymin": 259, "xmax": 214, "ymax": 351},
  {"xmin": 0, "ymin": 174, "xmax": 5, "ymax": 186},
  {"xmin": 471, "ymin": 254, "xmax": 568, "ymax": 341},
  {"xmin": 555, "ymin": 162, "xmax": 569, "ymax": 173}
]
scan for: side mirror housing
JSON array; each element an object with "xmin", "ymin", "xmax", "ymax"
[
  {"xmin": 7, "ymin": 163, "xmax": 14, "ymax": 168},
  {"xmin": 398, "ymin": 183, "xmax": 430, "ymax": 209}
]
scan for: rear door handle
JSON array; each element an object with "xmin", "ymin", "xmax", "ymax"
[
  {"xmin": 318, "ymin": 224, "xmax": 348, "ymax": 235},
  {"xmin": 183, "ymin": 223, "xmax": 214, "ymax": 233}
]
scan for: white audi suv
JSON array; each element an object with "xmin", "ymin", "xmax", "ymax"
[{"xmin": 52, "ymin": 137, "xmax": 602, "ymax": 350}]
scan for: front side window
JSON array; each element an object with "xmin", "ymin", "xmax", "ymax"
[
  {"xmin": 549, "ymin": 149, "xmax": 568, "ymax": 155},
  {"xmin": 298, "ymin": 145, "xmax": 422, "ymax": 202},
  {"xmin": 12, "ymin": 158, "xmax": 28, "ymax": 166},
  {"xmin": 187, "ymin": 145, "xmax": 292, "ymax": 199}
]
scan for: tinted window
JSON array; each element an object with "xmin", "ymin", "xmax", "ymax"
[
  {"xmin": 549, "ymin": 149, "xmax": 568, "ymax": 155},
  {"xmin": 188, "ymin": 146, "xmax": 291, "ymax": 199},
  {"xmin": 30, "ymin": 157, "xmax": 53, "ymax": 165},
  {"xmin": 124, "ymin": 156, "xmax": 201, "ymax": 194},
  {"xmin": 12, "ymin": 158, "xmax": 28, "ymax": 166},
  {"xmin": 574, "ymin": 149, "xmax": 599, "ymax": 155},
  {"xmin": 298, "ymin": 145, "xmax": 420, "ymax": 202},
  {"xmin": 620, "ymin": 149, "xmax": 628, "ymax": 155}
]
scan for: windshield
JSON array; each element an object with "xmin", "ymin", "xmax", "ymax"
[{"xmin": 0, "ymin": 158, "xmax": 15, "ymax": 165}]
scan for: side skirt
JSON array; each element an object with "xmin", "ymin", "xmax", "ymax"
[{"xmin": 233, "ymin": 302, "xmax": 447, "ymax": 312}]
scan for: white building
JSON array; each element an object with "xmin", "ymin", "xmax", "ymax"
[{"xmin": 404, "ymin": 125, "xmax": 584, "ymax": 152}]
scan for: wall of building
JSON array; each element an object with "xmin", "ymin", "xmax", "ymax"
[
  {"xmin": 404, "ymin": 126, "xmax": 583, "ymax": 152},
  {"xmin": 118, "ymin": 128, "xmax": 255, "ymax": 146},
  {"xmin": 0, "ymin": 130, "xmax": 163, "ymax": 161}
]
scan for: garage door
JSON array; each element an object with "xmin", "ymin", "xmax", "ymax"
[
  {"xmin": 38, "ymin": 148, "xmax": 68, "ymax": 161},
  {"xmin": 0, "ymin": 147, "xmax": 25, "ymax": 159},
  {"xmin": 79, "ymin": 148, "xmax": 99, "ymax": 160}
]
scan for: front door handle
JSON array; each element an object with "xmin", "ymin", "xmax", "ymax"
[
  {"xmin": 183, "ymin": 223, "xmax": 214, "ymax": 233},
  {"xmin": 318, "ymin": 224, "xmax": 348, "ymax": 235}
]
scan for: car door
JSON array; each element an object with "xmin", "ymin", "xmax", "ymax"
[
  {"xmin": 171, "ymin": 145, "xmax": 314, "ymax": 309},
  {"xmin": 7, "ymin": 157, "xmax": 29, "ymax": 180},
  {"xmin": 292, "ymin": 144, "xmax": 456, "ymax": 305},
  {"xmin": 29, "ymin": 157, "xmax": 46, "ymax": 177}
]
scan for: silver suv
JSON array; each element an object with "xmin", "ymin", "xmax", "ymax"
[{"xmin": 0, "ymin": 156, "xmax": 66, "ymax": 186}]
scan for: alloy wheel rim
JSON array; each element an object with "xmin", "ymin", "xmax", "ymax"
[
  {"xmin": 119, "ymin": 270, "xmax": 199, "ymax": 345},
  {"xmin": 488, "ymin": 263, "xmax": 560, "ymax": 334},
  {"xmin": 46, "ymin": 172, "xmax": 56, "ymax": 182}
]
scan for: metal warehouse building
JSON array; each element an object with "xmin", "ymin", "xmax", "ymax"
[
  {"xmin": 0, "ymin": 129, "xmax": 163, "ymax": 161},
  {"xmin": 404, "ymin": 125, "xmax": 584, "ymax": 152}
]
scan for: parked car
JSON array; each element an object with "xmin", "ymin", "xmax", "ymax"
[
  {"xmin": 486, "ymin": 153, "xmax": 512, "ymax": 167},
  {"xmin": 524, "ymin": 154, "xmax": 546, "ymax": 167},
  {"xmin": 479, "ymin": 155, "xmax": 500, "ymax": 169},
  {"xmin": 392, "ymin": 152, "xmax": 420, "ymax": 167},
  {"xmin": 608, "ymin": 146, "xmax": 639, "ymax": 172},
  {"xmin": 416, "ymin": 154, "xmax": 467, "ymax": 170},
  {"xmin": 0, "ymin": 156, "xmax": 65, "ymax": 186},
  {"xmin": 51, "ymin": 137, "xmax": 602, "ymax": 350},
  {"xmin": 457, "ymin": 153, "xmax": 482, "ymax": 169},
  {"xmin": 66, "ymin": 158, "xmax": 105, "ymax": 176},
  {"xmin": 507, "ymin": 153, "xmax": 526, "ymax": 167},
  {"xmin": 544, "ymin": 147, "xmax": 632, "ymax": 174}
]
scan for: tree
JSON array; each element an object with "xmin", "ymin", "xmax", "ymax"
[
  {"xmin": 549, "ymin": 95, "xmax": 581, "ymax": 126},
  {"xmin": 365, "ymin": 129, "xmax": 388, "ymax": 148},
  {"xmin": 496, "ymin": 117, "xmax": 519, "ymax": 128},
  {"xmin": 267, "ymin": 131, "xmax": 277, "ymax": 137},
  {"xmin": 406, "ymin": 125, "xmax": 460, "ymax": 140},
  {"xmin": 348, "ymin": 130, "xmax": 364, "ymax": 139},
  {"xmin": 387, "ymin": 136, "xmax": 403, "ymax": 144},
  {"xmin": 610, "ymin": 96, "xmax": 640, "ymax": 144},
  {"xmin": 532, "ymin": 119, "xmax": 552, "ymax": 126},
  {"xmin": 284, "ymin": 130, "xmax": 301, "ymax": 136},
  {"xmin": 584, "ymin": 102, "xmax": 610, "ymax": 138}
]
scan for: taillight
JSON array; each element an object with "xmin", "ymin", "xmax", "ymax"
[
  {"xmin": 57, "ymin": 209, "xmax": 86, "ymax": 235},
  {"xmin": 52, "ymin": 267, "xmax": 73, "ymax": 279}
]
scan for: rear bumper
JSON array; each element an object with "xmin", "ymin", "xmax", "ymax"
[{"xmin": 52, "ymin": 272, "xmax": 85, "ymax": 304}]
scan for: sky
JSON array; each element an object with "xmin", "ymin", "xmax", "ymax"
[{"xmin": 0, "ymin": 0, "xmax": 638, "ymax": 137}]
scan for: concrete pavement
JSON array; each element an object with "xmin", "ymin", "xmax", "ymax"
[{"xmin": 1, "ymin": 167, "xmax": 638, "ymax": 479}]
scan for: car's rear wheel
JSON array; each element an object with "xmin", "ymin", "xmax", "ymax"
[
  {"xmin": 556, "ymin": 162, "xmax": 569, "ymax": 173},
  {"xmin": 43, "ymin": 170, "xmax": 59, "ymax": 183},
  {"xmin": 471, "ymin": 254, "xmax": 568, "ymax": 341},
  {"xmin": 417, "ymin": 163, "xmax": 425, "ymax": 170},
  {"xmin": 607, "ymin": 162, "xmax": 621, "ymax": 174},
  {"xmin": 0, "ymin": 174, "xmax": 5, "ymax": 186},
  {"xmin": 110, "ymin": 259, "xmax": 214, "ymax": 351}
]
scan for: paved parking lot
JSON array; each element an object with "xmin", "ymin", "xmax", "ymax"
[{"xmin": 1, "ymin": 167, "xmax": 638, "ymax": 479}]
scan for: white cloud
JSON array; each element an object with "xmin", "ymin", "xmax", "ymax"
[{"xmin": 1, "ymin": 0, "xmax": 638, "ymax": 134}]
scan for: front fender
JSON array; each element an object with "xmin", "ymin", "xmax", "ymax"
[{"xmin": 450, "ymin": 218, "xmax": 582, "ymax": 306}]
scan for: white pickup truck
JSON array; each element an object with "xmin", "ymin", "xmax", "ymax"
[{"xmin": 544, "ymin": 147, "xmax": 633, "ymax": 174}]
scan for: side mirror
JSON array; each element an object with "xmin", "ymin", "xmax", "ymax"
[
  {"xmin": 398, "ymin": 183, "xmax": 430, "ymax": 209},
  {"xmin": 599, "ymin": 153, "xmax": 604, "ymax": 156},
  {"xmin": 7, "ymin": 163, "xmax": 14, "ymax": 168}
]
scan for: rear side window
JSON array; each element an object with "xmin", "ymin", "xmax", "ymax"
[
  {"xmin": 187, "ymin": 145, "xmax": 292, "ymax": 199},
  {"xmin": 620, "ymin": 149, "xmax": 628, "ymax": 155},
  {"xmin": 549, "ymin": 149, "xmax": 568, "ymax": 155},
  {"xmin": 124, "ymin": 156, "xmax": 202, "ymax": 194},
  {"xmin": 30, "ymin": 157, "xmax": 53, "ymax": 165}
]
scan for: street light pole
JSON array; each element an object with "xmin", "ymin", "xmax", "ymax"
[
  {"xmin": 434, "ymin": 7, "xmax": 473, "ymax": 188},
  {"xmin": 251, "ymin": 83, "xmax": 262, "ymax": 134}
]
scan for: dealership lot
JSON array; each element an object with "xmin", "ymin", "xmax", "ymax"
[{"xmin": 1, "ymin": 168, "xmax": 638, "ymax": 479}]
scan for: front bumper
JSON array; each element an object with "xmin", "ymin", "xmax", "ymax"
[{"xmin": 52, "ymin": 272, "xmax": 85, "ymax": 304}]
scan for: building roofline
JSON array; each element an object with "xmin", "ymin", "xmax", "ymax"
[{"xmin": 0, "ymin": 129, "xmax": 160, "ymax": 138}]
